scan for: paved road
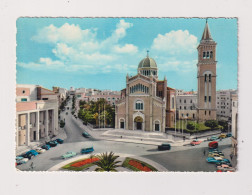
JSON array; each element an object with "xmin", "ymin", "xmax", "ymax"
[{"xmin": 17, "ymin": 98, "xmax": 233, "ymax": 172}]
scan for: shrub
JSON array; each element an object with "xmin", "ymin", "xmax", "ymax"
[
  {"xmin": 187, "ymin": 121, "xmax": 199, "ymax": 130},
  {"xmin": 205, "ymin": 120, "xmax": 218, "ymax": 129}
]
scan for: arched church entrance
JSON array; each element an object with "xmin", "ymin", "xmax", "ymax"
[{"xmin": 134, "ymin": 116, "xmax": 143, "ymax": 130}]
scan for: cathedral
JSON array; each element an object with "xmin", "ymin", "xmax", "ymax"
[
  {"xmin": 115, "ymin": 52, "xmax": 176, "ymax": 132},
  {"xmin": 115, "ymin": 20, "xmax": 217, "ymax": 132}
]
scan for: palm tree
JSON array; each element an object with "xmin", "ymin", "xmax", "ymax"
[{"xmin": 93, "ymin": 152, "xmax": 121, "ymax": 172}]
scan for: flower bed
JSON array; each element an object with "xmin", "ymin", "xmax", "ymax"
[
  {"xmin": 71, "ymin": 158, "xmax": 99, "ymax": 167},
  {"xmin": 62, "ymin": 157, "xmax": 100, "ymax": 171},
  {"xmin": 122, "ymin": 157, "xmax": 157, "ymax": 172}
]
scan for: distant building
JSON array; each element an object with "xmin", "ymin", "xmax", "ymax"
[
  {"xmin": 16, "ymin": 84, "xmax": 58, "ymax": 147},
  {"xmin": 231, "ymin": 94, "xmax": 238, "ymax": 156},
  {"xmin": 176, "ymin": 95, "xmax": 197, "ymax": 120},
  {"xmin": 216, "ymin": 89, "xmax": 237, "ymax": 121},
  {"xmin": 53, "ymin": 86, "xmax": 68, "ymax": 107}
]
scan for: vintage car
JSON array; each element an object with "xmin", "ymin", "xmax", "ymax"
[
  {"xmin": 207, "ymin": 136, "xmax": 219, "ymax": 141},
  {"xmin": 55, "ymin": 138, "xmax": 64, "ymax": 144},
  {"xmin": 46, "ymin": 140, "xmax": 58, "ymax": 147},
  {"xmin": 219, "ymin": 133, "xmax": 227, "ymax": 139},
  {"xmin": 82, "ymin": 131, "xmax": 91, "ymax": 138},
  {"xmin": 190, "ymin": 139, "xmax": 202, "ymax": 146},
  {"xmin": 226, "ymin": 133, "xmax": 232, "ymax": 137},
  {"xmin": 208, "ymin": 141, "xmax": 218, "ymax": 149},
  {"xmin": 206, "ymin": 157, "xmax": 222, "ymax": 163},
  {"xmin": 16, "ymin": 157, "xmax": 29, "ymax": 165},
  {"xmin": 35, "ymin": 147, "xmax": 46, "ymax": 154},
  {"xmin": 62, "ymin": 151, "xmax": 77, "ymax": 159},
  {"xmin": 208, "ymin": 153, "xmax": 224, "ymax": 158},
  {"xmin": 158, "ymin": 143, "xmax": 171, "ymax": 151},
  {"xmin": 81, "ymin": 147, "xmax": 94, "ymax": 154},
  {"xmin": 41, "ymin": 144, "xmax": 51, "ymax": 150}
]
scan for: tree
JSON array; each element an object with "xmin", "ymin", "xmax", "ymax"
[
  {"xmin": 187, "ymin": 121, "xmax": 199, "ymax": 130},
  {"xmin": 205, "ymin": 120, "xmax": 218, "ymax": 129},
  {"xmin": 93, "ymin": 152, "xmax": 121, "ymax": 172},
  {"xmin": 60, "ymin": 120, "xmax": 65, "ymax": 128},
  {"xmin": 218, "ymin": 120, "xmax": 228, "ymax": 131}
]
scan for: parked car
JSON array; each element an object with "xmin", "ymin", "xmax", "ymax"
[
  {"xmin": 81, "ymin": 147, "xmax": 94, "ymax": 154},
  {"xmin": 16, "ymin": 158, "xmax": 29, "ymax": 165},
  {"xmin": 61, "ymin": 151, "xmax": 77, "ymax": 159},
  {"xmin": 41, "ymin": 144, "xmax": 51, "ymax": 150},
  {"xmin": 21, "ymin": 153, "xmax": 34, "ymax": 160},
  {"xmin": 209, "ymin": 148, "xmax": 219, "ymax": 153},
  {"xmin": 46, "ymin": 140, "xmax": 58, "ymax": 147},
  {"xmin": 35, "ymin": 147, "xmax": 46, "ymax": 154},
  {"xmin": 219, "ymin": 133, "xmax": 227, "ymax": 139},
  {"xmin": 190, "ymin": 139, "xmax": 202, "ymax": 146},
  {"xmin": 206, "ymin": 157, "xmax": 222, "ymax": 163},
  {"xmin": 82, "ymin": 131, "xmax": 91, "ymax": 138},
  {"xmin": 55, "ymin": 138, "xmax": 64, "ymax": 144},
  {"xmin": 208, "ymin": 153, "xmax": 224, "ymax": 158},
  {"xmin": 209, "ymin": 141, "xmax": 218, "ymax": 149},
  {"xmin": 226, "ymin": 133, "xmax": 232, "ymax": 137},
  {"xmin": 207, "ymin": 136, "xmax": 219, "ymax": 141},
  {"xmin": 158, "ymin": 143, "xmax": 171, "ymax": 151}
]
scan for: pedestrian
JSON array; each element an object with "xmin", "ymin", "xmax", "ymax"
[
  {"xmin": 203, "ymin": 149, "xmax": 206, "ymax": 156},
  {"xmin": 30, "ymin": 162, "xmax": 34, "ymax": 170},
  {"xmin": 183, "ymin": 136, "xmax": 185, "ymax": 142},
  {"xmin": 230, "ymin": 153, "xmax": 233, "ymax": 160}
]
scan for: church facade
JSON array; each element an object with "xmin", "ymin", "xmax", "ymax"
[{"xmin": 115, "ymin": 53, "xmax": 176, "ymax": 132}]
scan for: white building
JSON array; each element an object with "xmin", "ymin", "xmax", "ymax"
[
  {"xmin": 216, "ymin": 89, "xmax": 237, "ymax": 121},
  {"xmin": 231, "ymin": 93, "xmax": 238, "ymax": 156},
  {"xmin": 16, "ymin": 84, "xmax": 59, "ymax": 147},
  {"xmin": 176, "ymin": 94, "xmax": 197, "ymax": 120}
]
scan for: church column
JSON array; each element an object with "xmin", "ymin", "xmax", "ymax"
[{"xmin": 45, "ymin": 110, "xmax": 49, "ymax": 139}]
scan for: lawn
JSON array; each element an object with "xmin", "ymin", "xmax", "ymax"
[{"xmin": 174, "ymin": 120, "xmax": 210, "ymax": 131}]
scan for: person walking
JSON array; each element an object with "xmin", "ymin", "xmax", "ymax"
[
  {"xmin": 30, "ymin": 162, "xmax": 34, "ymax": 170},
  {"xmin": 230, "ymin": 153, "xmax": 233, "ymax": 160},
  {"xmin": 203, "ymin": 149, "xmax": 206, "ymax": 156}
]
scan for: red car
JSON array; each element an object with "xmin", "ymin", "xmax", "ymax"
[
  {"xmin": 190, "ymin": 139, "xmax": 202, "ymax": 146},
  {"xmin": 209, "ymin": 141, "xmax": 218, "ymax": 149}
]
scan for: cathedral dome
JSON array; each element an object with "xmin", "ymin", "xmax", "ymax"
[{"xmin": 138, "ymin": 56, "xmax": 157, "ymax": 69}]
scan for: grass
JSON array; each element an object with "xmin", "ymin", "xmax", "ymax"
[
  {"xmin": 174, "ymin": 120, "xmax": 210, "ymax": 131},
  {"xmin": 61, "ymin": 157, "xmax": 99, "ymax": 171},
  {"xmin": 122, "ymin": 157, "xmax": 158, "ymax": 172}
]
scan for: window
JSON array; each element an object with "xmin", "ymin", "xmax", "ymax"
[
  {"xmin": 210, "ymin": 51, "xmax": 213, "ymax": 58},
  {"xmin": 184, "ymin": 99, "xmax": 186, "ymax": 103},
  {"xmin": 209, "ymin": 96, "xmax": 211, "ymax": 102},
  {"xmin": 205, "ymin": 111, "xmax": 207, "ymax": 115},
  {"xmin": 180, "ymin": 106, "xmax": 182, "ymax": 109},
  {"xmin": 209, "ymin": 111, "xmax": 211, "ymax": 115},
  {"xmin": 217, "ymin": 102, "xmax": 219, "ymax": 104},
  {"xmin": 190, "ymin": 106, "xmax": 192, "ymax": 110},
  {"xmin": 42, "ymin": 98, "xmax": 48, "ymax": 100},
  {"xmin": 135, "ymin": 100, "xmax": 143, "ymax": 110},
  {"xmin": 182, "ymin": 114, "xmax": 184, "ymax": 117},
  {"xmin": 172, "ymin": 97, "xmax": 175, "ymax": 109},
  {"xmin": 203, "ymin": 52, "xmax": 206, "ymax": 59},
  {"xmin": 186, "ymin": 113, "xmax": 189, "ymax": 117},
  {"xmin": 204, "ymin": 96, "xmax": 207, "ymax": 102},
  {"xmin": 112, "ymin": 98, "xmax": 115, "ymax": 100},
  {"xmin": 205, "ymin": 74, "xmax": 207, "ymax": 82},
  {"xmin": 209, "ymin": 74, "xmax": 211, "ymax": 82},
  {"xmin": 207, "ymin": 51, "xmax": 210, "ymax": 59},
  {"xmin": 233, "ymin": 102, "xmax": 235, "ymax": 106},
  {"xmin": 21, "ymin": 98, "xmax": 27, "ymax": 102},
  {"xmin": 108, "ymin": 98, "xmax": 111, "ymax": 101},
  {"xmin": 184, "ymin": 106, "xmax": 186, "ymax": 110},
  {"xmin": 22, "ymin": 90, "xmax": 26, "ymax": 94}
]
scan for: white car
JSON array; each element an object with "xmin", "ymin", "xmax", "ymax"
[
  {"xmin": 214, "ymin": 156, "xmax": 224, "ymax": 161},
  {"xmin": 16, "ymin": 157, "xmax": 29, "ymax": 165},
  {"xmin": 35, "ymin": 147, "xmax": 46, "ymax": 154}
]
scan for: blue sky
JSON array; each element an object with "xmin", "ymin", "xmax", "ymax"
[{"xmin": 16, "ymin": 18, "xmax": 237, "ymax": 91}]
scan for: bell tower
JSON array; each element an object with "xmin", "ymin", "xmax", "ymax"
[{"xmin": 197, "ymin": 20, "xmax": 217, "ymax": 121}]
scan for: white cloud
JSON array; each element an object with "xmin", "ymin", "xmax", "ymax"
[
  {"xmin": 151, "ymin": 30, "xmax": 198, "ymax": 55},
  {"xmin": 32, "ymin": 23, "xmax": 96, "ymax": 44},
  {"xmin": 158, "ymin": 59, "xmax": 197, "ymax": 72},
  {"xmin": 113, "ymin": 44, "xmax": 138, "ymax": 54}
]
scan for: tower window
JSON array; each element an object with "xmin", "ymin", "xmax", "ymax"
[
  {"xmin": 180, "ymin": 106, "xmax": 182, "ymax": 109},
  {"xmin": 203, "ymin": 52, "xmax": 206, "ymax": 59},
  {"xmin": 207, "ymin": 51, "xmax": 210, "ymax": 59},
  {"xmin": 209, "ymin": 74, "xmax": 211, "ymax": 82},
  {"xmin": 205, "ymin": 74, "xmax": 207, "ymax": 82},
  {"xmin": 209, "ymin": 96, "xmax": 211, "ymax": 102},
  {"xmin": 204, "ymin": 96, "xmax": 207, "ymax": 102},
  {"xmin": 205, "ymin": 111, "xmax": 207, "ymax": 115},
  {"xmin": 210, "ymin": 51, "xmax": 213, "ymax": 58}
]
